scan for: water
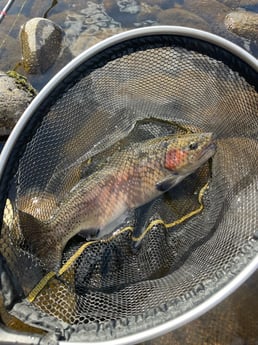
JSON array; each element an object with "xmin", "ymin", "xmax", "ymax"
[{"xmin": 0, "ymin": 0, "xmax": 257, "ymax": 91}]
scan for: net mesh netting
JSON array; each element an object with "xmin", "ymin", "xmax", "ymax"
[
  {"xmin": 141, "ymin": 268, "xmax": 258, "ymax": 345},
  {"xmin": 0, "ymin": 34, "xmax": 257, "ymax": 343}
]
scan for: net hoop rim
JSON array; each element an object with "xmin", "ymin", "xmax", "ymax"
[{"xmin": 0, "ymin": 26, "xmax": 257, "ymax": 344}]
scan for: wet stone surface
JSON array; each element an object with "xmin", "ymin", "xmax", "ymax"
[
  {"xmin": 0, "ymin": 71, "xmax": 36, "ymax": 136},
  {"xmin": 225, "ymin": 9, "xmax": 258, "ymax": 40}
]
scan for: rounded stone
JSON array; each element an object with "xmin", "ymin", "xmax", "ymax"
[
  {"xmin": 20, "ymin": 17, "xmax": 64, "ymax": 74},
  {"xmin": 225, "ymin": 10, "xmax": 258, "ymax": 40},
  {"xmin": 0, "ymin": 71, "xmax": 36, "ymax": 136}
]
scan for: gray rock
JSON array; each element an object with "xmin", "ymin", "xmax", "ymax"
[
  {"xmin": 0, "ymin": 71, "xmax": 36, "ymax": 136},
  {"xmin": 225, "ymin": 9, "xmax": 258, "ymax": 41},
  {"xmin": 20, "ymin": 17, "xmax": 64, "ymax": 74}
]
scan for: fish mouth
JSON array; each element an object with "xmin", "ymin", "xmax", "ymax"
[
  {"xmin": 198, "ymin": 140, "xmax": 216, "ymax": 164},
  {"xmin": 177, "ymin": 139, "xmax": 216, "ymax": 176}
]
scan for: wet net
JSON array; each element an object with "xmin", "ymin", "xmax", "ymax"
[{"xmin": 0, "ymin": 30, "xmax": 257, "ymax": 343}]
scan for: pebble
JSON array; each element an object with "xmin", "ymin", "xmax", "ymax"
[
  {"xmin": 0, "ymin": 71, "xmax": 36, "ymax": 136},
  {"xmin": 20, "ymin": 17, "xmax": 64, "ymax": 74},
  {"xmin": 225, "ymin": 9, "xmax": 258, "ymax": 40}
]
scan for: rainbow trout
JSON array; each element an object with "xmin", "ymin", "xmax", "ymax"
[{"xmin": 19, "ymin": 133, "xmax": 216, "ymax": 271}]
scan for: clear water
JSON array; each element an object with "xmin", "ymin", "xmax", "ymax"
[{"xmin": 0, "ymin": 0, "xmax": 257, "ymax": 91}]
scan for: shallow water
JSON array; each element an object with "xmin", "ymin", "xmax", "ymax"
[{"xmin": 0, "ymin": 0, "xmax": 257, "ymax": 90}]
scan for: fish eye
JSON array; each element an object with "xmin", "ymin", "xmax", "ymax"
[
  {"xmin": 189, "ymin": 142, "xmax": 198, "ymax": 150},
  {"xmin": 162, "ymin": 141, "xmax": 169, "ymax": 148}
]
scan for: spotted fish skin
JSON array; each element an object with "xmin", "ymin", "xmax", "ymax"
[{"xmin": 19, "ymin": 133, "xmax": 216, "ymax": 271}]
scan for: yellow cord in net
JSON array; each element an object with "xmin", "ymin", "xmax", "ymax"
[
  {"xmin": 27, "ymin": 272, "xmax": 56, "ymax": 303},
  {"xmin": 27, "ymin": 182, "xmax": 209, "ymax": 303}
]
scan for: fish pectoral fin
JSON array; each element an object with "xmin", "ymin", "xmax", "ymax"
[
  {"xmin": 18, "ymin": 210, "xmax": 61, "ymax": 272},
  {"xmin": 156, "ymin": 174, "xmax": 182, "ymax": 192},
  {"xmin": 79, "ymin": 228, "xmax": 100, "ymax": 241}
]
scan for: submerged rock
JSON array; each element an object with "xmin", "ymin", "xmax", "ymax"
[
  {"xmin": 184, "ymin": 0, "xmax": 230, "ymax": 24},
  {"xmin": 220, "ymin": 0, "xmax": 258, "ymax": 8},
  {"xmin": 20, "ymin": 17, "xmax": 64, "ymax": 74},
  {"xmin": 225, "ymin": 10, "xmax": 258, "ymax": 40},
  {"xmin": 103, "ymin": 0, "xmax": 141, "ymax": 25},
  {"xmin": 63, "ymin": 3, "xmax": 121, "ymax": 43},
  {"xmin": 0, "ymin": 71, "xmax": 36, "ymax": 136},
  {"xmin": 70, "ymin": 28, "xmax": 126, "ymax": 57},
  {"xmin": 135, "ymin": 2, "xmax": 160, "ymax": 22},
  {"xmin": 144, "ymin": 0, "xmax": 183, "ymax": 10},
  {"xmin": 157, "ymin": 7, "xmax": 210, "ymax": 31},
  {"xmin": 184, "ymin": 0, "xmax": 245, "ymax": 48}
]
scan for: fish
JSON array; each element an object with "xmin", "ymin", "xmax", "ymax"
[{"xmin": 18, "ymin": 132, "xmax": 216, "ymax": 272}]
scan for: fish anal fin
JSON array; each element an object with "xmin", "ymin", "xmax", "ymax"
[{"xmin": 18, "ymin": 210, "xmax": 61, "ymax": 272}]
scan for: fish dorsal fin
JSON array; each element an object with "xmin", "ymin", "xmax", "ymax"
[{"xmin": 18, "ymin": 210, "xmax": 62, "ymax": 272}]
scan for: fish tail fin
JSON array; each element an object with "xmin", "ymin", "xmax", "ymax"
[{"xmin": 18, "ymin": 210, "xmax": 62, "ymax": 272}]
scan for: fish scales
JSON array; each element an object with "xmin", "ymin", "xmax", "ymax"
[{"xmin": 18, "ymin": 133, "xmax": 216, "ymax": 271}]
